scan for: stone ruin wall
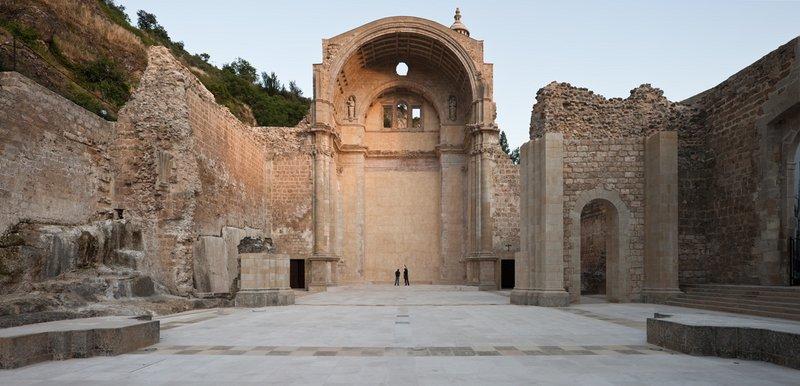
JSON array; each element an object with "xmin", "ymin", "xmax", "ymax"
[
  {"xmin": 530, "ymin": 83, "xmax": 697, "ymax": 299},
  {"xmin": 114, "ymin": 46, "xmax": 314, "ymax": 294},
  {"xmin": 1, "ymin": 45, "xmax": 314, "ymax": 299},
  {"xmin": 0, "ymin": 72, "xmax": 114, "ymax": 236},
  {"xmin": 681, "ymin": 37, "xmax": 798, "ymax": 285},
  {"xmin": 492, "ymin": 153, "xmax": 520, "ymax": 260},
  {"xmin": 257, "ymin": 126, "xmax": 314, "ymax": 260}
]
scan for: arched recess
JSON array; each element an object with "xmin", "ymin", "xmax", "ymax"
[
  {"xmin": 323, "ymin": 18, "xmax": 483, "ymax": 123},
  {"xmin": 568, "ymin": 188, "xmax": 632, "ymax": 303},
  {"xmin": 358, "ymin": 80, "xmax": 446, "ymax": 124}
]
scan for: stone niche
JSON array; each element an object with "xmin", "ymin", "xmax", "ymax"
[{"xmin": 234, "ymin": 237, "xmax": 294, "ymax": 307}]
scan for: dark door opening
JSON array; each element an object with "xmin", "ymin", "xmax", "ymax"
[
  {"xmin": 501, "ymin": 259, "xmax": 515, "ymax": 289},
  {"xmin": 290, "ymin": 259, "xmax": 305, "ymax": 289}
]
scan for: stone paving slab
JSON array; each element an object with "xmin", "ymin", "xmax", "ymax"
[{"xmin": 134, "ymin": 344, "xmax": 670, "ymax": 357}]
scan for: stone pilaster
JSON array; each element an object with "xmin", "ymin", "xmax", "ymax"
[
  {"xmin": 465, "ymin": 124, "xmax": 499, "ymax": 290},
  {"xmin": 643, "ymin": 131, "xmax": 682, "ymax": 303},
  {"xmin": 511, "ymin": 132, "xmax": 570, "ymax": 306},
  {"xmin": 309, "ymin": 125, "xmax": 339, "ymax": 291}
]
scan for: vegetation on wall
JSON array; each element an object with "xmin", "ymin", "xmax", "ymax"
[
  {"xmin": 0, "ymin": 0, "xmax": 309, "ymax": 126},
  {"xmin": 500, "ymin": 131, "xmax": 520, "ymax": 164}
]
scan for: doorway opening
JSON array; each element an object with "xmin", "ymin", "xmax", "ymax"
[
  {"xmin": 574, "ymin": 197, "xmax": 626, "ymax": 302},
  {"xmin": 501, "ymin": 259, "xmax": 515, "ymax": 289},
  {"xmin": 290, "ymin": 259, "xmax": 306, "ymax": 289}
]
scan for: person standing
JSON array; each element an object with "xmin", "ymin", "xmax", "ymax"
[
  {"xmin": 394, "ymin": 269, "xmax": 401, "ymax": 286},
  {"xmin": 403, "ymin": 265, "xmax": 409, "ymax": 286}
]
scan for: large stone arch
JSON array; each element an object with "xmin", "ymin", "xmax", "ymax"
[
  {"xmin": 323, "ymin": 17, "xmax": 483, "ymax": 110},
  {"xmin": 568, "ymin": 188, "xmax": 632, "ymax": 303}
]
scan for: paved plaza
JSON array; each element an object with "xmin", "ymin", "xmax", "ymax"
[{"xmin": 2, "ymin": 285, "xmax": 800, "ymax": 385}]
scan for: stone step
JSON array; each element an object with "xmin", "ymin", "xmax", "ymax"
[
  {"xmin": 671, "ymin": 295, "xmax": 800, "ymax": 315},
  {"xmin": 665, "ymin": 299, "xmax": 800, "ymax": 321},
  {"xmin": 679, "ymin": 292, "xmax": 800, "ymax": 306},
  {"xmin": 682, "ymin": 284, "xmax": 800, "ymax": 295}
]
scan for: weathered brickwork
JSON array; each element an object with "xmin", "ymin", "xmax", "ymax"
[
  {"xmin": 0, "ymin": 72, "xmax": 114, "ymax": 235},
  {"xmin": 113, "ymin": 46, "xmax": 282, "ymax": 294},
  {"xmin": 188, "ymin": 91, "xmax": 271, "ymax": 237},
  {"xmin": 259, "ymin": 127, "xmax": 314, "ymax": 259},
  {"xmin": 492, "ymin": 154, "xmax": 520, "ymax": 259},
  {"xmin": 530, "ymin": 83, "xmax": 689, "ymax": 300},
  {"xmin": 681, "ymin": 37, "xmax": 799, "ymax": 285}
]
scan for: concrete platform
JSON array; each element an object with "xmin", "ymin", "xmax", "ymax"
[
  {"xmin": 648, "ymin": 313, "xmax": 800, "ymax": 369},
  {"xmin": 0, "ymin": 316, "xmax": 159, "ymax": 369}
]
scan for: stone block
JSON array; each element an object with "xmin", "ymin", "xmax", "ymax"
[
  {"xmin": 234, "ymin": 289, "xmax": 295, "ymax": 307},
  {"xmin": 0, "ymin": 316, "xmax": 159, "ymax": 369}
]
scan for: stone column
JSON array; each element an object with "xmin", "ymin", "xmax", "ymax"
[
  {"xmin": 308, "ymin": 126, "xmax": 338, "ymax": 292},
  {"xmin": 643, "ymin": 131, "xmax": 682, "ymax": 302},
  {"xmin": 465, "ymin": 124, "xmax": 499, "ymax": 290},
  {"xmin": 511, "ymin": 132, "xmax": 570, "ymax": 306}
]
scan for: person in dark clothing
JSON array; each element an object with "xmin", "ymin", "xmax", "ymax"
[
  {"xmin": 394, "ymin": 269, "xmax": 401, "ymax": 286},
  {"xmin": 403, "ymin": 265, "xmax": 409, "ymax": 286}
]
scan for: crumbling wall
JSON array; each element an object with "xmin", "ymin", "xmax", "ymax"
[
  {"xmin": 114, "ymin": 46, "xmax": 277, "ymax": 295},
  {"xmin": 530, "ymin": 83, "xmax": 690, "ymax": 300},
  {"xmin": 681, "ymin": 37, "xmax": 799, "ymax": 285},
  {"xmin": 0, "ymin": 72, "xmax": 114, "ymax": 235},
  {"xmin": 492, "ymin": 153, "xmax": 520, "ymax": 259}
]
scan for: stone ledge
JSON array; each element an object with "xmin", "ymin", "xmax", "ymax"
[
  {"xmin": 510, "ymin": 289, "xmax": 570, "ymax": 307},
  {"xmin": 0, "ymin": 316, "xmax": 159, "ymax": 369},
  {"xmin": 647, "ymin": 313, "xmax": 800, "ymax": 370},
  {"xmin": 235, "ymin": 289, "xmax": 295, "ymax": 307}
]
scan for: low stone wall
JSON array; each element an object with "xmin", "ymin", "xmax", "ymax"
[
  {"xmin": 0, "ymin": 316, "xmax": 159, "ymax": 369},
  {"xmin": 647, "ymin": 314, "xmax": 800, "ymax": 369}
]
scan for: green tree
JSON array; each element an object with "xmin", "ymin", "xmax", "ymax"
[
  {"xmin": 500, "ymin": 131, "xmax": 512, "ymax": 155},
  {"xmin": 510, "ymin": 147, "xmax": 520, "ymax": 164},
  {"xmin": 136, "ymin": 10, "xmax": 169, "ymax": 42}
]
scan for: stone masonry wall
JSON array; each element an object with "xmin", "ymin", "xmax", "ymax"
[
  {"xmin": 530, "ymin": 83, "xmax": 692, "ymax": 300},
  {"xmin": 257, "ymin": 126, "xmax": 314, "ymax": 259},
  {"xmin": 0, "ymin": 72, "xmax": 114, "ymax": 236},
  {"xmin": 492, "ymin": 153, "xmax": 520, "ymax": 259},
  {"xmin": 114, "ymin": 46, "xmax": 278, "ymax": 294},
  {"xmin": 681, "ymin": 37, "xmax": 798, "ymax": 285}
]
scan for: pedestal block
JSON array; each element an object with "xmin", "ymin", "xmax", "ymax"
[{"xmin": 234, "ymin": 252, "xmax": 294, "ymax": 307}]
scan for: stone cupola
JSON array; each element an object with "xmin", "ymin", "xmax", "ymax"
[{"xmin": 450, "ymin": 8, "xmax": 470, "ymax": 37}]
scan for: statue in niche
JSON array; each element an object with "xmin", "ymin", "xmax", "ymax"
[
  {"xmin": 346, "ymin": 95, "xmax": 356, "ymax": 121},
  {"xmin": 396, "ymin": 101, "xmax": 408, "ymax": 129},
  {"xmin": 448, "ymin": 95, "xmax": 457, "ymax": 121}
]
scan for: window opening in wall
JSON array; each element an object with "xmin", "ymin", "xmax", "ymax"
[
  {"xmin": 383, "ymin": 105, "xmax": 393, "ymax": 128},
  {"xmin": 395, "ymin": 61, "xmax": 408, "ymax": 76},
  {"xmin": 396, "ymin": 101, "xmax": 408, "ymax": 129},
  {"xmin": 411, "ymin": 106, "xmax": 422, "ymax": 129}
]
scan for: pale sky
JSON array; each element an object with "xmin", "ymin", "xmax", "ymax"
[{"xmin": 120, "ymin": 0, "xmax": 800, "ymax": 148}]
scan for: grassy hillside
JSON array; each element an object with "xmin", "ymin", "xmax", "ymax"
[{"xmin": 0, "ymin": 0, "xmax": 309, "ymax": 126}]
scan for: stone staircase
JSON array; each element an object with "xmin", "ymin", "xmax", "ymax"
[{"xmin": 666, "ymin": 284, "xmax": 800, "ymax": 321}]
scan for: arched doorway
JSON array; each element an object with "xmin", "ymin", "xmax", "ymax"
[{"xmin": 569, "ymin": 189, "xmax": 631, "ymax": 303}]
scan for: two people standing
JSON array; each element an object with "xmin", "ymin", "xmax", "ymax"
[{"xmin": 394, "ymin": 265, "xmax": 410, "ymax": 286}]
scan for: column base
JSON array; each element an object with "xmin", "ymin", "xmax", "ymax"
[
  {"xmin": 235, "ymin": 289, "xmax": 295, "ymax": 307},
  {"xmin": 641, "ymin": 288, "xmax": 683, "ymax": 304},
  {"xmin": 510, "ymin": 289, "xmax": 570, "ymax": 307}
]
